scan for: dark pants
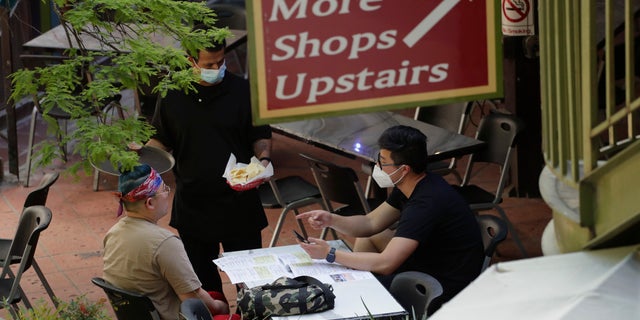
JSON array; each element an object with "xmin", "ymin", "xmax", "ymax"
[{"xmin": 180, "ymin": 231, "xmax": 262, "ymax": 292}]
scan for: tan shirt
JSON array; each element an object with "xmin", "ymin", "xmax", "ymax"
[{"xmin": 103, "ymin": 216, "xmax": 201, "ymax": 320}]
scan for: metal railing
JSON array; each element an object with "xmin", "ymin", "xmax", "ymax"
[{"xmin": 539, "ymin": 0, "xmax": 639, "ymax": 187}]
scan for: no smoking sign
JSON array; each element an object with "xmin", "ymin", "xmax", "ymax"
[
  {"xmin": 248, "ymin": 0, "xmax": 503, "ymax": 124},
  {"xmin": 502, "ymin": 0, "xmax": 529, "ymax": 22},
  {"xmin": 501, "ymin": 0, "xmax": 534, "ymax": 36}
]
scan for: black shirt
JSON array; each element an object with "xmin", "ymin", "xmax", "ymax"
[
  {"xmin": 388, "ymin": 173, "xmax": 484, "ymax": 302},
  {"xmin": 152, "ymin": 73, "xmax": 271, "ymax": 240}
]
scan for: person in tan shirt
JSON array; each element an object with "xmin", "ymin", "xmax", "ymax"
[{"xmin": 102, "ymin": 164, "xmax": 234, "ymax": 320}]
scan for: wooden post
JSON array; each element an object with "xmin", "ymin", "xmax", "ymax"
[{"xmin": 1, "ymin": 6, "xmax": 19, "ymax": 178}]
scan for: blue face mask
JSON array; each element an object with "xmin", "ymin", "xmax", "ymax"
[{"xmin": 199, "ymin": 62, "xmax": 226, "ymax": 84}]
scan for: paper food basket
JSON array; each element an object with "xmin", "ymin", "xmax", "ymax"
[{"xmin": 223, "ymin": 153, "xmax": 274, "ymax": 191}]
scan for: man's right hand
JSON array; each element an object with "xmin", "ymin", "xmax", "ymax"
[{"xmin": 296, "ymin": 210, "xmax": 332, "ymax": 230}]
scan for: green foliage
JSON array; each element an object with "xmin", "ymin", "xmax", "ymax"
[
  {"xmin": 56, "ymin": 295, "xmax": 111, "ymax": 320},
  {"xmin": 9, "ymin": 0, "xmax": 231, "ymax": 175},
  {"xmin": 8, "ymin": 295, "xmax": 111, "ymax": 320}
]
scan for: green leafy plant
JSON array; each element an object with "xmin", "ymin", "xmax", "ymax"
[
  {"xmin": 5, "ymin": 295, "xmax": 111, "ymax": 320},
  {"xmin": 9, "ymin": 0, "xmax": 230, "ymax": 175},
  {"xmin": 56, "ymin": 295, "xmax": 111, "ymax": 320}
]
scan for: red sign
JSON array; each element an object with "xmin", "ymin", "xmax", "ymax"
[{"xmin": 248, "ymin": 0, "xmax": 502, "ymax": 124}]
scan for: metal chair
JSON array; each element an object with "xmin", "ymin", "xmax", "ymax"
[
  {"xmin": 0, "ymin": 206, "xmax": 53, "ymax": 318},
  {"xmin": 452, "ymin": 112, "xmax": 528, "ymax": 258},
  {"xmin": 258, "ymin": 176, "xmax": 325, "ymax": 247},
  {"xmin": 0, "ymin": 172, "xmax": 59, "ymax": 306},
  {"xmin": 299, "ymin": 153, "xmax": 383, "ymax": 241},
  {"xmin": 91, "ymin": 277, "xmax": 161, "ymax": 320},
  {"xmin": 414, "ymin": 101, "xmax": 474, "ymax": 184},
  {"xmin": 476, "ymin": 214, "xmax": 508, "ymax": 272},
  {"xmin": 179, "ymin": 298, "xmax": 213, "ymax": 320},
  {"xmin": 389, "ymin": 271, "xmax": 443, "ymax": 319}
]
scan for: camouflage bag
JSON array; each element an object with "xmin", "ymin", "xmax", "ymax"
[{"xmin": 236, "ymin": 276, "xmax": 335, "ymax": 319}]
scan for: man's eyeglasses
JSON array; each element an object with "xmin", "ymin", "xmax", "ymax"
[{"xmin": 377, "ymin": 152, "xmax": 399, "ymax": 168}]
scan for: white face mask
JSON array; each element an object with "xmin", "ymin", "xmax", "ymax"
[
  {"xmin": 198, "ymin": 62, "xmax": 226, "ymax": 84},
  {"xmin": 372, "ymin": 165, "xmax": 405, "ymax": 188}
]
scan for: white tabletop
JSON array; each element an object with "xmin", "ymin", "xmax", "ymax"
[
  {"xmin": 430, "ymin": 244, "xmax": 640, "ymax": 320},
  {"xmin": 221, "ymin": 241, "xmax": 407, "ymax": 319}
]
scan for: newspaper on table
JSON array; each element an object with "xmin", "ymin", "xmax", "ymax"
[{"xmin": 213, "ymin": 250, "xmax": 374, "ymax": 284}]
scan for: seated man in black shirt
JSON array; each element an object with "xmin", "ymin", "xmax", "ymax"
[{"xmin": 297, "ymin": 125, "xmax": 483, "ymax": 314}]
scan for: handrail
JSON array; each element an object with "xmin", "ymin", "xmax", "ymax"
[{"xmin": 540, "ymin": 0, "xmax": 640, "ymax": 186}]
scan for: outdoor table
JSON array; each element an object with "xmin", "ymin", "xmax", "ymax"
[
  {"xmin": 91, "ymin": 145, "xmax": 175, "ymax": 191},
  {"xmin": 271, "ymin": 111, "xmax": 486, "ymax": 199},
  {"xmin": 220, "ymin": 240, "xmax": 408, "ymax": 319},
  {"xmin": 22, "ymin": 23, "xmax": 248, "ymax": 114},
  {"xmin": 271, "ymin": 111, "xmax": 485, "ymax": 164},
  {"xmin": 430, "ymin": 244, "xmax": 640, "ymax": 320},
  {"xmin": 23, "ymin": 23, "xmax": 247, "ymax": 54}
]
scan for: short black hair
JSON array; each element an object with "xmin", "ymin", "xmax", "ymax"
[
  {"xmin": 191, "ymin": 24, "xmax": 227, "ymax": 58},
  {"xmin": 378, "ymin": 125, "xmax": 428, "ymax": 173}
]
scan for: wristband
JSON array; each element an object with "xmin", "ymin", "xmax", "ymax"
[
  {"xmin": 326, "ymin": 247, "xmax": 336, "ymax": 263},
  {"xmin": 259, "ymin": 157, "xmax": 271, "ymax": 163}
]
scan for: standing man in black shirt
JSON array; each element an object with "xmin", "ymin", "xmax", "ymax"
[{"xmin": 147, "ymin": 25, "xmax": 272, "ymax": 295}]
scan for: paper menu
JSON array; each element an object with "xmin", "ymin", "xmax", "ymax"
[
  {"xmin": 213, "ymin": 251, "xmax": 373, "ymax": 284},
  {"xmin": 288, "ymin": 261, "xmax": 374, "ymax": 281}
]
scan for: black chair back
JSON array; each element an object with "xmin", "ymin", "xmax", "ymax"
[
  {"xmin": 2, "ymin": 172, "xmax": 59, "ymax": 264},
  {"xmin": 414, "ymin": 102, "xmax": 476, "ymax": 183},
  {"xmin": 0, "ymin": 206, "xmax": 52, "ymax": 308},
  {"xmin": 476, "ymin": 215, "xmax": 508, "ymax": 271},
  {"xmin": 414, "ymin": 102, "xmax": 473, "ymax": 133},
  {"xmin": 4, "ymin": 206, "xmax": 52, "ymax": 273},
  {"xmin": 91, "ymin": 277, "xmax": 160, "ymax": 320},
  {"xmin": 389, "ymin": 271, "xmax": 443, "ymax": 319},
  {"xmin": 0, "ymin": 173, "xmax": 60, "ymax": 306},
  {"xmin": 469, "ymin": 112, "xmax": 524, "ymax": 166},
  {"xmin": 23, "ymin": 172, "xmax": 60, "ymax": 208},
  {"xmin": 455, "ymin": 112, "xmax": 529, "ymax": 258},
  {"xmin": 257, "ymin": 174, "xmax": 324, "ymax": 247},
  {"xmin": 299, "ymin": 153, "xmax": 369, "ymax": 215}
]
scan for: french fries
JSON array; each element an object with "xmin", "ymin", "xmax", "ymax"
[{"xmin": 229, "ymin": 162, "xmax": 265, "ymax": 184}]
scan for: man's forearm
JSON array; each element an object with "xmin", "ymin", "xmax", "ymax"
[
  {"xmin": 330, "ymin": 214, "xmax": 376, "ymax": 237},
  {"xmin": 331, "ymin": 203, "xmax": 399, "ymax": 237}
]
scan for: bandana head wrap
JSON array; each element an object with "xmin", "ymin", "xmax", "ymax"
[{"xmin": 115, "ymin": 164, "xmax": 163, "ymax": 216}]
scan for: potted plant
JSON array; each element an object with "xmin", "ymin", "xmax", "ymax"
[
  {"xmin": 2, "ymin": 295, "xmax": 111, "ymax": 320},
  {"xmin": 9, "ymin": 0, "xmax": 230, "ymax": 175}
]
